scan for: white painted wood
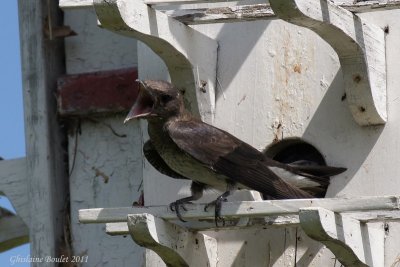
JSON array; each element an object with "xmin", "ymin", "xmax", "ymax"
[
  {"xmin": 0, "ymin": 208, "xmax": 29, "ymax": 253},
  {"xmin": 106, "ymin": 214, "xmax": 301, "ymax": 233},
  {"xmin": 127, "ymin": 213, "xmax": 218, "ymax": 267},
  {"xmin": 343, "ymin": 210, "xmax": 400, "ymax": 222},
  {"xmin": 59, "ymin": 0, "xmax": 400, "ymax": 12},
  {"xmin": 269, "ymin": 0, "xmax": 387, "ymax": 126},
  {"xmin": 60, "ymin": 0, "xmax": 93, "ymax": 9},
  {"xmin": 83, "ymin": 203, "xmax": 391, "ymax": 266},
  {"xmin": 299, "ymin": 207, "xmax": 384, "ymax": 267},
  {"xmin": 64, "ymin": 7, "xmax": 138, "ymax": 74},
  {"xmin": 383, "ymin": 222, "xmax": 400, "ymax": 266},
  {"xmin": 68, "ymin": 118, "xmax": 146, "ymax": 266},
  {"xmin": 63, "ymin": 4, "xmax": 144, "ymax": 267},
  {"xmin": 106, "ymin": 222, "xmax": 130, "ymax": 236},
  {"xmin": 79, "ymin": 195, "xmax": 400, "ymax": 223},
  {"xmin": 59, "ymin": 0, "xmax": 400, "ymax": 266},
  {"xmin": 19, "ymin": 0, "xmax": 69, "ymax": 264},
  {"xmin": 363, "ymin": 222, "xmax": 385, "ymax": 267},
  {"xmin": 104, "ymin": 211, "xmax": 400, "ymax": 232},
  {"xmin": 166, "ymin": 4, "xmax": 276, "ymax": 25},
  {"xmin": 339, "ymin": 0, "xmax": 400, "ymax": 13},
  {"xmin": 93, "ymin": 0, "xmax": 218, "ymax": 122},
  {"xmin": 0, "ymin": 158, "xmax": 28, "ymax": 224},
  {"xmin": 144, "ymin": 0, "xmax": 236, "ymax": 4}
]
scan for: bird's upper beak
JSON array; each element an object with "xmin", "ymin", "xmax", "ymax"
[{"xmin": 124, "ymin": 80, "xmax": 155, "ymax": 123}]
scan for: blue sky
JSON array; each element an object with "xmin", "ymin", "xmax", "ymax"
[{"xmin": 0, "ymin": 1, "xmax": 29, "ymax": 266}]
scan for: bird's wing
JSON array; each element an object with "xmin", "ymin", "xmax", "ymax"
[
  {"xmin": 289, "ymin": 162, "xmax": 346, "ymax": 178},
  {"xmin": 143, "ymin": 140, "xmax": 189, "ymax": 180},
  {"xmin": 166, "ymin": 120, "xmax": 312, "ymax": 199},
  {"xmin": 283, "ymin": 160, "xmax": 346, "ymax": 187}
]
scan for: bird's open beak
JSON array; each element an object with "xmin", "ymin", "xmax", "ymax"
[{"xmin": 124, "ymin": 80, "xmax": 155, "ymax": 123}]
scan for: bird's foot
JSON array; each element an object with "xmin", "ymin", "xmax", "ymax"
[
  {"xmin": 169, "ymin": 201, "xmax": 192, "ymax": 222},
  {"xmin": 204, "ymin": 195, "xmax": 228, "ymax": 227}
]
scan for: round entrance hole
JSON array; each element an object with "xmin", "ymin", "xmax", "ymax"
[
  {"xmin": 264, "ymin": 138, "xmax": 329, "ymax": 198},
  {"xmin": 264, "ymin": 137, "xmax": 326, "ymax": 166}
]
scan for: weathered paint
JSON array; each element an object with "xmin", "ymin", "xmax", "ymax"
[
  {"xmin": 136, "ymin": 8, "xmax": 400, "ymax": 266},
  {"xmin": 60, "ymin": 1, "xmax": 400, "ymax": 267},
  {"xmin": 64, "ymin": 7, "xmax": 144, "ymax": 267},
  {"xmin": 57, "ymin": 68, "xmax": 139, "ymax": 116},
  {"xmin": 19, "ymin": 1, "xmax": 69, "ymax": 265},
  {"xmin": 64, "ymin": 7, "xmax": 138, "ymax": 74},
  {"xmin": 68, "ymin": 117, "xmax": 145, "ymax": 266}
]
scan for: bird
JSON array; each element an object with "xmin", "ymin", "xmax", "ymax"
[{"xmin": 124, "ymin": 80, "xmax": 346, "ymax": 225}]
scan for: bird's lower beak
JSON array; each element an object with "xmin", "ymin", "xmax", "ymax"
[{"xmin": 124, "ymin": 86, "xmax": 154, "ymax": 123}]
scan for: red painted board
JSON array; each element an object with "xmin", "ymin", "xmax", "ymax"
[{"xmin": 57, "ymin": 68, "xmax": 139, "ymax": 116}]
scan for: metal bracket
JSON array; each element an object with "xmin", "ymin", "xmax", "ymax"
[
  {"xmin": 93, "ymin": 0, "xmax": 218, "ymax": 122},
  {"xmin": 269, "ymin": 0, "xmax": 387, "ymax": 126}
]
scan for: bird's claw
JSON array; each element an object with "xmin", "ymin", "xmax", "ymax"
[
  {"xmin": 205, "ymin": 196, "xmax": 227, "ymax": 227},
  {"xmin": 169, "ymin": 201, "xmax": 190, "ymax": 222}
]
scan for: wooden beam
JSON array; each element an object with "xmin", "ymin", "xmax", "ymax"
[
  {"xmin": 57, "ymin": 68, "xmax": 139, "ymax": 116},
  {"xmin": 144, "ymin": 0, "xmax": 236, "ymax": 5},
  {"xmin": 60, "ymin": 0, "xmax": 400, "ymax": 14},
  {"xmin": 166, "ymin": 4, "xmax": 276, "ymax": 25},
  {"xmin": 105, "ymin": 214, "xmax": 300, "ymax": 233},
  {"xmin": 18, "ymin": 0, "xmax": 69, "ymax": 264},
  {"xmin": 79, "ymin": 196, "xmax": 400, "ymax": 224},
  {"xmin": 339, "ymin": 0, "xmax": 400, "ymax": 13},
  {"xmin": 59, "ymin": 0, "xmax": 93, "ymax": 9}
]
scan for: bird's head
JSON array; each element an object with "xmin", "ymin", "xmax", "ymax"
[{"xmin": 124, "ymin": 80, "xmax": 184, "ymax": 123}]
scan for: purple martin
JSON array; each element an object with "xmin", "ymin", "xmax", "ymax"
[{"xmin": 124, "ymin": 80, "xmax": 346, "ymax": 225}]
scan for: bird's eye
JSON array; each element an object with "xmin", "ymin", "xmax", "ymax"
[{"xmin": 160, "ymin": 94, "xmax": 172, "ymax": 103}]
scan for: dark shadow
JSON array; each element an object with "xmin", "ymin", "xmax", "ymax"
[
  {"xmin": 168, "ymin": 17, "xmax": 271, "ymax": 100},
  {"xmin": 213, "ymin": 21, "xmax": 272, "ymax": 100},
  {"xmin": 360, "ymin": 222, "xmax": 374, "ymax": 266},
  {"xmin": 226, "ymin": 227, "xmax": 288, "ymax": 266},
  {"xmin": 296, "ymin": 228, "xmax": 325, "ymax": 266},
  {"xmin": 303, "ymin": 71, "xmax": 384, "ymax": 196},
  {"xmin": 319, "ymin": 0, "xmax": 330, "ymax": 23}
]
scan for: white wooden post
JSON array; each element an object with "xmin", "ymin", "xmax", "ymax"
[{"xmin": 18, "ymin": 1, "xmax": 69, "ymax": 264}]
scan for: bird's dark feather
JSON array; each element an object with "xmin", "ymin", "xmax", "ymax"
[
  {"xmin": 167, "ymin": 119, "xmax": 312, "ymax": 199},
  {"xmin": 288, "ymin": 163, "xmax": 347, "ymax": 179},
  {"xmin": 143, "ymin": 140, "xmax": 189, "ymax": 180},
  {"xmin": 262, "ymin": 159, "xmax": 345, "ymax": 187}
]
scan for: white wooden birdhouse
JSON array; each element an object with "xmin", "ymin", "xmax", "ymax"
[{"xmin": 2, "ymin": 0, "xmax": 400, "ymax": 266}]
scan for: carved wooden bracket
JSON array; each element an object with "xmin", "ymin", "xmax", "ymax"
[
  {"xmin": 80, "ymin": 196, "xmax": 400, "ymax": 266},
  {"xmin": 93, "ymin": 0, "xmax": 218, "ymax": 122},
  {"xmin": 127, "ymin": 213, "xmax": 217, "ymax": 267},
  {"xmin": 269, "ymin": 0, "xmax": 387, "ymax": 126},
  {"xmin": 0, "ymin": 207, "xmax": 29, "ymax": 253},
  {"xmin": 0, "ymin": 158, "xmax": 29, "ymax": 224},
  {"xmin": 300, "ymin": 207, "xmax": 384, "ymax": 267}
]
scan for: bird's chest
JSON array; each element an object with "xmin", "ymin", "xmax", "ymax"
[{"xmin": 147, "ymin": 123, "xmax": 227, "ymax": 190}]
